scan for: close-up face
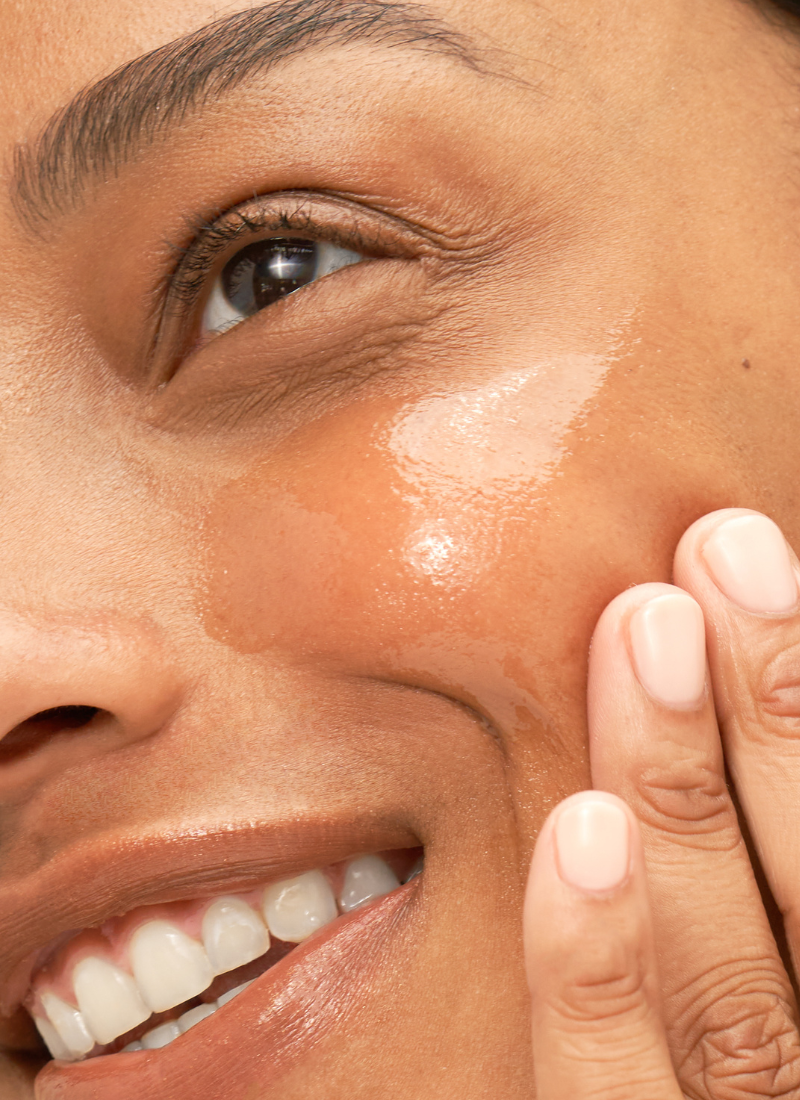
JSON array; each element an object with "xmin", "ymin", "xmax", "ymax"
[{"xmin": 3, "ymin": 0, "xmax": 800, "ymax": 1096}]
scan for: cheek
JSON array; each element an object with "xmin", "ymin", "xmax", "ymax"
[
  {"xmin": 195, "ymin": 396, "xmax": 608, "ymax": 835},
  {"xmin": 197, "ymin": 377, "xmax": 614, "ymax": 744},
  {"xmin": 196, "ymin": 337, "xmax": 738, "ymax": 770},
  {"xmin": 198, "ymin": 426, "xmax": 505, "ymax": 664}
]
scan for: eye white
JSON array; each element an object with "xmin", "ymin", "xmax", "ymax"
[{"xmin": 201, "ymin": 240, "xmax": 364, "ymax": 337}]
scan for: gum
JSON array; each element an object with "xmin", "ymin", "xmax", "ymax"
[{"xmin": 24, "ymin": 847, "xmax": 419, "ymax": 1024}]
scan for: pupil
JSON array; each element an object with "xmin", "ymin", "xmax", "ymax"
[{"xmin": 222, "ymin": 238, "xmax": 318, "ymax": 315}]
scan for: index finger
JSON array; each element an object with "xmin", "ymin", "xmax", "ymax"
[{"xmin": 524, "ymin": 791, "xmax": 683, "ymax": 1100}]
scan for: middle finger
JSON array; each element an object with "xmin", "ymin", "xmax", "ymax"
[{"xmin": 674, "ymin": 511, "xmax": 800, "ymax": 975}]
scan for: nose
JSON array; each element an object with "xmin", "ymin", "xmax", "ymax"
[{"xmin": 0, "ymin": 608, "xmax": 181, "ymax": 766}]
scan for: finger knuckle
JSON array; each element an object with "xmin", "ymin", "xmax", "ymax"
[
  {"xmin": 673, "ymin": 970, "xmax": 800, "ymax": 1100},
  {"xmin": 548, "ymin": 936, "xmax": 650, "ymax": 1030},
  {"xmin": 753, "ymin": 641, "xmax": 800, "ymax": 737},
  {"xmin": 630, "ymin": 755, "xmax": 740, "ymax": 851}
]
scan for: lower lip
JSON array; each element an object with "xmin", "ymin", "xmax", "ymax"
[{"xmin": 34, "ymin": 883, "xmax": 415, "ymax": 1100}]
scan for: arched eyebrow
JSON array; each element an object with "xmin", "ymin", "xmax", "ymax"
[{"xmin": 11, "ymin": 0, "xmax": 482, "ymax": 228}]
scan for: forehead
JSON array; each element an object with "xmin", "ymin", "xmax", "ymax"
[
  {"xmin": 2, "ymin": 0, "xmax": 225, "ymax": 101},
  {"xmin": 3, "ymin": 0, "xmax": 446, "ymax": 84},
  {"xmin": 3, "ymin": 0, "xmax": 776, "ymax": 206},
  {"xmin": 0, "ymin": 0, "xmax": 642, "ymax": 131}
]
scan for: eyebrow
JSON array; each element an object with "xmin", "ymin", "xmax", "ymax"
[{"xmin": 11, "ymin": 0, "xmax": 482, "ymax": 226}]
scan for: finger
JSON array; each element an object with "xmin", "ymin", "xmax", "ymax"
[
  {"xmin": 524, "ymin": 791, "xmax": 682, "ymax": 1100},
  {"xmin": 588, "ymin": 582, "xmax": 800, "ymax": 1100},
  {"xmin": 674, "ymin": 510, "xmax": 800, "ymax": 968}
]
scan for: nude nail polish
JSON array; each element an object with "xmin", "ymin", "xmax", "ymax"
[
  {"xmin": 629, "ymin": 592, "xmax": 706, "ymax": 708},
  {"xmin": 554, "ymin": 798, "xmax": 630, "ymax": 892},
  {"xmin": 702, "ymin": 514, "xmax": 798, "ymax": 614}
]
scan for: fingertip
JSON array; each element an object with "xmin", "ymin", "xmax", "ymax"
[
  {"xmin": 675, "ymin": 508, "xmax": 800, "ymax": 615},
  {"xmin": 523, "ymin": 795, "xmax": 675, "ymax": 1100},
  {"xmin": 589, "ymin": 583, "xmax": 706, "ymax": 714},
  {"xmin": 553, "ymin": 793, "xmax": 632, "ymax": 893},
  {"xmin": 525, "ymin": 792, "xmax": 641, "ymax": 928},
  {"xmin": 673, "ymin": 508, "xmax": 765, "ymax": 586},
  {"xmin": 591, "ymin": 582, "xmax": 695, "ymax": 655}
]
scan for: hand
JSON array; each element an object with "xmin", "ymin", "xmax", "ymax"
[{"xmin": 524, "ymin": 509, "xmax": 800, "ymax": 1099}]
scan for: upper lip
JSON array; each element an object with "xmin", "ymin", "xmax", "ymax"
[{"xmin": 0, "ymin": 813, "xmax": 418, "ymax": 1023}]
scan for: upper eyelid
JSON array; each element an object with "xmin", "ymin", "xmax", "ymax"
[
  {"xmin": 166, "ymin": 207, "xmax": 312, "ymax": 305},
  {"xmin": 167, "ymin": 194, "xmax": 416, "ymax": 296}
]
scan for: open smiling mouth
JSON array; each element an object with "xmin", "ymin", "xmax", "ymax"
[{"xmin": 23, "ymin": 849, "xmax": 422, "ymax": 1066}]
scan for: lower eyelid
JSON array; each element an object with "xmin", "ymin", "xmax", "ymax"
[{"xmin": 158, "ymin": 254, "xmax": 425, "ymax": 412}]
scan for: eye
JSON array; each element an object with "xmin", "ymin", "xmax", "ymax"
[{"xmin": 202, "ymin": 236, "xmax": 364, "ymax": 336}]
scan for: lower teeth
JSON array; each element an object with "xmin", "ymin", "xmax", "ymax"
[{"xmin": 122, "ymin": 980, "xmax": 253, "ymax": 1053}]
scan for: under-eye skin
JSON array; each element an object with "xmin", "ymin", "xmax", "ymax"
[{"xmin": 202, "ymin": 237, "xmax": 364, "ymax": 337}]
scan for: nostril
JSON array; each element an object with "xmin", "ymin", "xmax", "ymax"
[
  {"xmin": 32, "ymin": 706, "xmax": 100, "ymax": 729},
  {"xmin": 0, "ymin": 705, "xmax": 102, "ymax": 763}
]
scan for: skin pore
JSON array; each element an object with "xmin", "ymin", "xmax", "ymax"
[{"xmin": 3, "ymin": 0, "xmax": 800, "ymax": 1097}]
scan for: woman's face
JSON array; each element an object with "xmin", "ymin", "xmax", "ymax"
[{"xmin": 3, "ymin": 0, "xmax": 800, "ymax": 1096}]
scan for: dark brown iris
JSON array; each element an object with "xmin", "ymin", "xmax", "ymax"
[{"xmin": 221, "ymin": 238, "xmax": 318, "ymax": 316}]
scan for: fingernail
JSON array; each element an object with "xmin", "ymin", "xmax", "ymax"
[
  {"xmin": 554, "ymin": 798, "xmax": 630, "ymax": 892},
  {"xmin": 629, "ymin": 592, "xmax": 706, "ymax": 708},
  {"xmin": 702, "ymin": 514, "xmax": 798, "ymax": 613}
]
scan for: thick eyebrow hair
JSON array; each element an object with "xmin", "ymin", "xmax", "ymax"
[{"xmin": 11, "ymin": 0, "xmax": 481, "ymax": 227}]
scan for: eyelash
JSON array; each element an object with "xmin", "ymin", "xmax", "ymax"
[
  {"xmin": 147, "ymin": 191, "xmax": 430, "ymax": 387},
  {"xmin": 162, "ymin": 196, "xmax": 388, "ymax": 331}
]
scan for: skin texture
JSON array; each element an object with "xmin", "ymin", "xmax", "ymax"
[{"xmin": 3, "ymin": 0, "xmax": 800, "ymax": 1096}]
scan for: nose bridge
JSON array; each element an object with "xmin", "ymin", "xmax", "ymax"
[
  {"xmin": 0, "ymin": 419, "xmax": 188, "ymax": 745},
  {"xmin": 0, "ymin": 277, "xmax": 197, "ymax": 755},
  {"xmin": 0, "ymin": 356, "xmax": 188, "ymax": 616}
]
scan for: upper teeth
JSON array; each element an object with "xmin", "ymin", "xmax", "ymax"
[
  {"xmin": 129, "ymin": 921, "xmax": 216, "ymax": 1014},
  {"xmin": 201, "ymin": 897, "xmax": 270, "ymax": 975},
  {"xmin": 29, "ymin": 855, "xmax": 401, "ymax": 1062},
  {"xmin": 39, "ymin": 992, "xmax": 95, "ymax": 1057},
  {"xmin": 262, "ymin": 870, "xmax": 338, "ymax": 943},
  {"xmin": 339, "ymin": 855, "xmax": 402, "ymax": 913},
  {"xmin": 72, "ymin": 957, "xmax": 150, "ymax": 1046}
]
